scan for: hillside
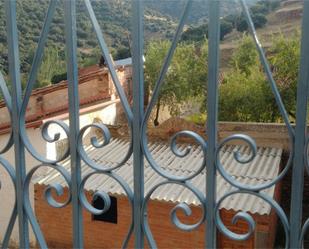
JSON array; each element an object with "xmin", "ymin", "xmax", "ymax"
[
  {"xmin": 0, "ymin": 0, "xmax": 302, "ymax": 84},
  {"xmin": 0, "ymin": 0, "xmax": 177, "ymax": 76},
  {"xmin": 220, "ymin": 0, "xmax": 303, "ymax": 68},
  {"xmin": 0, "ymin": 0, "xmax": 261, "ymax": 77},
  {"xmin": 145, "ymin": 0, "xmax": 258, "ymax": 24}
]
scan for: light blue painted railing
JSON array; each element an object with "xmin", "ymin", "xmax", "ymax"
[{"xmin": 0, "ymin": 0, "xmax": 309, "ymax": 248}]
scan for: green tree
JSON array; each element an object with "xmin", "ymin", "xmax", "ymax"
[
  {"xmin": 219, "ymin": 69, "xmax": 274, "ymax": 122},
  {"xmin": 236, "ymin": 13, "xmax": 267, "ymax": 32},
  {"xmin": 219, "ymin": 35, "xmax": 276, "ymax": 122},
  {"xmin": 37, "ymin": 46, "xmax": 66, "ymax": 87},
  {"xmin": 181, "ymin": 20, "xmax": 233, "ymax": 42},
  {"xmin": 230, "ymin": 35, "xmax": 259, "ymax": 76},
  {"xmin": 269, "ymin": 33, "xmax": 300, "ymax": 119},
  {"xmin": 145, "ymin": 40, "xmax": 208, "ymax": 126},
  {"xmin": 250, "ymin": 4, "xmax": 268, "ymax": 15},
  {"xmin": 113, "ymin": 46, "xmax": 131, "ymax": 60},
  {"xmin": 181, "ymin": 24, "xmax": 208, "ymax": 42},
  {"xmin": 253, "ymin": 13, "xmax": 268, "ymax": 28},
  {"xmin": 220, "ymin": 19, "xmax": 233, "ymax": 40},
  {"xmin": 219, "ymin": 33, "xmax": 300, "ymax": 123},
  {"xmin": 235, "ymin": 0, "xmax": 273, "ymax": 33}
]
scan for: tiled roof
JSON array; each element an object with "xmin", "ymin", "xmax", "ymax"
[
  {"xmin": 36, "ymin": 138, "xmax": 282, "ymax": 215},
  {"xmin": 0, "ymin": 63, "xmax": 125, "ymax": 134}
]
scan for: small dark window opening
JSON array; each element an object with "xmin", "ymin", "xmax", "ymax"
[{"xmin": 92, "ymin": 195, "xmax": 117, "ymax": 224}]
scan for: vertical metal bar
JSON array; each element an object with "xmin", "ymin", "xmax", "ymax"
[
  {"xmin": 206, "ymin": 0, "xmax": 220, "ymax": 248},
  {"xmin": 290, "ymin": 1, "xmax": 309, "ymax": 247},
  {"xmin": 4, "ymin": 1, "xmax": 29, "ymax": 247},
  {"xmin": 132, "ymin": 0, "xmax": 144, "ymax": 248},
  {"xmin": 63, "ymin": 0, "xmax": 83, "ymax": 248}
]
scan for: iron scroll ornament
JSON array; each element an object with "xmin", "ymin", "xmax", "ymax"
[
  {"xmin": 140, "ymin": 0, "xmax": 208, "ymax": 246},
  {"xmin": 5, "ymin": 2, "xmax": 77, "ymax": 246},
  {"xmin": 214, "ymin": 190, "xmax": 289, "ymax": 248},
  {"xmin": 1, "ymin": 0, "xmax": 307, "ymax": 248},
  {"xmin": 77, "ymin": 123, "xmax": 135, "ymax": 248},
  {"xmin": 142, "ymin": 180, "xmax": 206, "ymax": 248},
  {"xmin": 78, "ymin": 171, "xmax": 134, "ymax": 248},
  {"xmin": 0, "ymin": 157, "xmax": 17, "ymax": 249},
  {"xmin": 78, "ymin": 0, "xmax": 136, "ymax": 246},
  {"xmin": 0, "ymin": 69, "xmax": 16, "ymax": 249},
  {"xmin": 212, "ymin": 0, "xmax": 295, "ymax": 247},
  {"xmin": 1, "ymin": 0, "xmax": 135, "ymax": 247},
  {"xmin": 24, "ymin": 164, "xmax": 72, "ymax": 248},
  {"xmin": 214, "ymin": 134, "xmax": 290, "ymax": 248}
]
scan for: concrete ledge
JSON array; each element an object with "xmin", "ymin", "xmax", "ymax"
[{"xmin": 146, "ymin": 118, "xmax": 292, "ymax": 150}]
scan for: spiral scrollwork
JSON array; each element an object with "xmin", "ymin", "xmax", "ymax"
[
  {"xmin": 215, "ymin": 194, "xmax": 255, "ymax": 241},
  {"xmin": 170, "ymin": 202, "xmax": 204, "ymax": 231},
  {"xmin": 140, "ymin": 0, "xmax": 196, "ymax": 181},
  {"xmin": 77, "ymin": 123, "xmax": 133, "ymax": 172},
  {"xmin": 24, "ymin": 164, "xmax": 71, "ymax": 248},
  {"xmin": 20, "ymin": 120, "xmax": 70, "ymax": 164},
  {"xmin": 44, "ymin": 183, "xmax": 71, "ymax": 209},
  {"xmin": 142, "ymin": 130, "xmax": 207, "ymax": 181},
  {"xmin": 142, "ymin": 181, "xmax": 206, "ymax": 248},
  {"xmin": 79, "ymin": 172, "xmax": 112, "ymax": 215},
  {"xmin": 79, "ymin": 171, "xmax": 134, "ymax": 248},
  {"xmin": 216, "ymin": 134, "xmax": 291, "ymax": 191},
  {"xmin": 170, "ymin": 130, "xmax": 206, "ymax": 158},
  {"xmin": 215, "ymin": 190, "xmax": 289, "ymax": 248}
]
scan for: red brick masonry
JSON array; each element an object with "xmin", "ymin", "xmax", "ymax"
[{"xmin": 34, "ymin": 182, "xmax": 280, "ymax": 249}]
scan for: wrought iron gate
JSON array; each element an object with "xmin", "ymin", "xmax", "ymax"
[{"xmin": 1, "ymin": 0, "xmax": 309, "ymax": 248}]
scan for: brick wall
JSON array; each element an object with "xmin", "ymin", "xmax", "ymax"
[
  {"xmin": 0, "ymin": 66, "xmax": 128, "ymax": 133},
  {"xmin": 34, "ymin": 184, "xmax": 276, "ymax": 249}
]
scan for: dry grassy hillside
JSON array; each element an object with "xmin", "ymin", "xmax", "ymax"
[{"xmin": 220, "ymin": 0, "xmax": 303, "ymax": 69}]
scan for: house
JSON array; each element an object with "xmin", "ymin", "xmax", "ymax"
[
  {"xmin": 33, "ymin": 119, "xmax": 283, "ymax": 249},
  {"xmin": 0, "ymin": 59, "xmax": 132, "ymax": 245},
  {"xmin": 0, "ymin": 56, "xmax": 287, "ymax": 247}
]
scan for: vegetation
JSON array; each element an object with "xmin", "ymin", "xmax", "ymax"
[
  {"xmin": 145, "ymin": 40, "xmax": 208, "ymax": 126},
  {"xmin": 185, "ymin": 113, "xmax": 206, "ymax": 126},
  {"xmin": 181, "ymin": 0, "xmax": 281, "ymax": 43},
  {"xmin": 37, "ymin": 47, "xmax": 66, "ymax": 87},
  {"xmin": 218, "ymin": 34, "xmax": 300, "ymax": 122},
  {"xmin": 150, "ymin": 32, "xmax": 300, "ymax": 124},
  {"xmin": 0, "ymin": 0, "xmax": 176, "ymax": 86},
  {"xmin": 173, "ymin": 33, "xmax": 300, "ymax": 124},
  {"xmin": 181, "ymin": 20, "xmax": 233, "ymax": 42},
  {"xmin": 219, "ymin": 46, "xmax": 274, "ymax": 122},
  {"xmin": 145, "ymin": 0, "xmax": 249, "ymax": 24},
  {"xmin": 0, "ymin": 0, "xmax": 302, "ymax": 125},
  {"xmin": 268, "ymin": 32, "xmax": 300, "ymax": 120},
  {"xmin": 235, "ymin": 0, "xmax": 281, "ymax": 32}
]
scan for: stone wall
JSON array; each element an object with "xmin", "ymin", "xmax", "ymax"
[{"xmin": 144, "ymin": 117, "xmax": 291, "ymax": 150}]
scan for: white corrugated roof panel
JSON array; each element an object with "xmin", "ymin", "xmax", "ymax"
[{"xmin": 35, "ymin": 138, "xmax": 282, "ymax": 215}]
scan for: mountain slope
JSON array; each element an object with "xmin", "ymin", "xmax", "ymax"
[
  {"xmin": 0, "ymin": 0, "xmax": 176, "ymax": 75},
  {"xmin": 145, "ymin": 0, "xmax": 258, "ymax": 23}
]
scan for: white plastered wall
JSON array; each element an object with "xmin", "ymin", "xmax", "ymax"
[
  {"xmin": 46, "ymin": 101, "xmax": 118, "ymax": 161},
  {"xmin": 0, "ymin": 127, "xmax": 46, "ymax": 245}
]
